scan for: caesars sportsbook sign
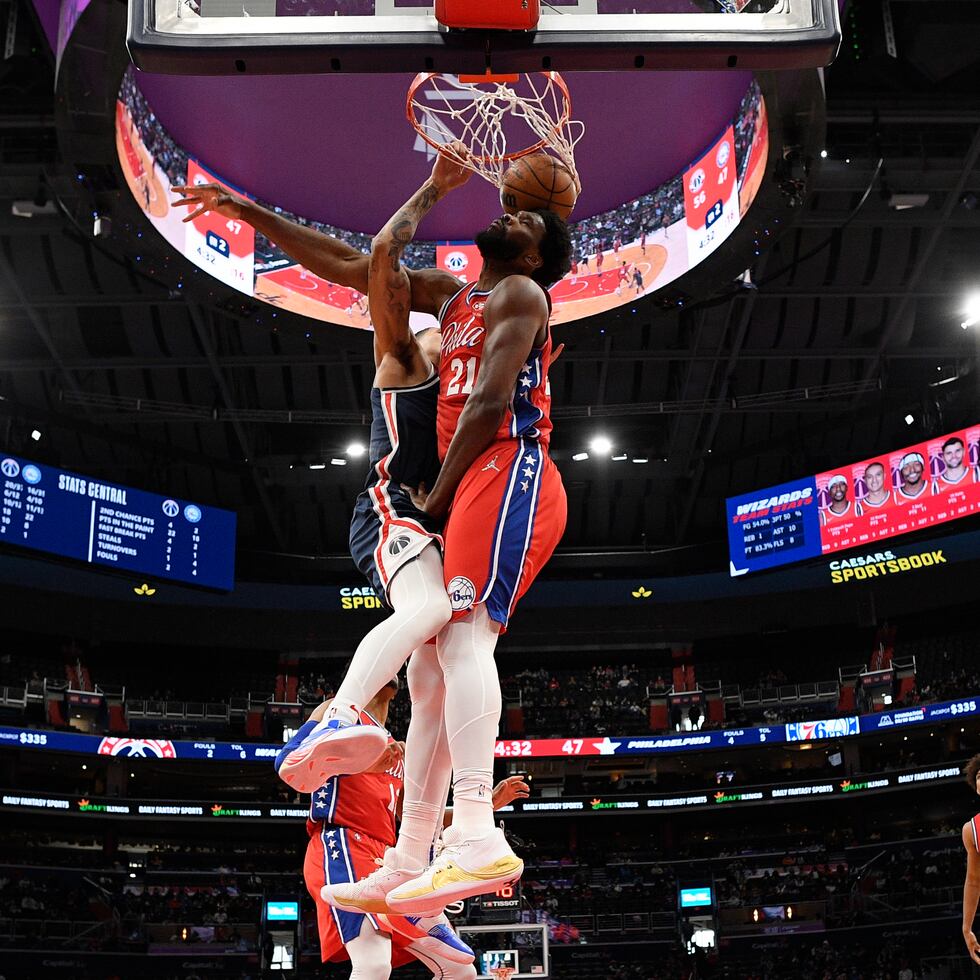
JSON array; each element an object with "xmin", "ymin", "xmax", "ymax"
[{"xmin": 726, "ymin": 424, "xmax": 980, "ymax": 576}]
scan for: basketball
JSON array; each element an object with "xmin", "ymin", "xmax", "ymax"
[{"xmin": 499, "ymin": 152, "xmax": 579, "ymax": 220}]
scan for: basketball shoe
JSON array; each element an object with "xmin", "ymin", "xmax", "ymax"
[
  {"xmin": 386, "ymin": 826, "xmax": 523, "ymax": 914},
  {"xmin": 380, "ymin": 912, "xmax": 475, "ymax": 965},
  {"xmin": 321, "ymin": 847, "xmax": 427, "ymax": 914},
  {"xmin": 275, "ymin": 717, "xmax": 388, "ymax": 794}
]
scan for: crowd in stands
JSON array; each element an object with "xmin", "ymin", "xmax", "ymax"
[{"xmin": 118, "ymin": 68, "xmax": 768, "ymax": 288}]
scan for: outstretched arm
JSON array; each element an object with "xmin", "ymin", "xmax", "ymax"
[
  {"xmin": 171, "ymin": 184, "xmax": 458, "ymax": 317},
  {"xmin": 418, "ymin": 276, "xmax": 549, "ymax": 520},
  {"xmin": 370, "ymin": 146, "xmax": 470, "ymax": 375}
]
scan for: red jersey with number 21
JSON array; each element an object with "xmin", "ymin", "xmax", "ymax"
[{"xmin": 437, "ymin": 281, "xmax": 554, "ymax": 459}]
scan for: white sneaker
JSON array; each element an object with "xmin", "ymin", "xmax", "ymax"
[
  {"xmin": 320, "ymin": 848, "xmax": 424, "ymax": 914},
  {"xmin": 386, "ymin": 912, "xmax": 475, "ymax": 966},
  {"xmin": 276, "ymin": 718, "xmax": 388, "ymax": 794},
  {"xmin": 386, "ymin": 827, "xmax": 523, "ymax": 914}
]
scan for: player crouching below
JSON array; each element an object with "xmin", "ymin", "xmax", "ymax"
[{"xmin": 276, "ymin": 678, "xmax": 528, "ymax": 979}]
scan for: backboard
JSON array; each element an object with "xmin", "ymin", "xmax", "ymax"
[
  {"xmin": 127, "ymin": 0, "xmax": 841, "ymax": 75},
  {"xmin": 457, "ymin": 923, "xmax": 549, "ymax": 978}
]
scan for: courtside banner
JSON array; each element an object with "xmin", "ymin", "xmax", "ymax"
[
  {"xmin": 0, "ymin": 765, "xmax": 961, "ymax": 823},
  {"xmin": 2, "ymin": 697, "xmax": 977, "ymax": 763},
  {"xmin": 728, "ymin": 424, "xmax": 980, "ymax": 575}
]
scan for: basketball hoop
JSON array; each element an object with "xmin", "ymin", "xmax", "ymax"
[
  {"xmin": 406, "ymin": 72, "xmax": 584, "ymax": 191},
  {"xmin": 488, "ymin": 967, "xmax": 516, "ymax": 980}
]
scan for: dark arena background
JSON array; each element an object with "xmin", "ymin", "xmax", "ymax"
[{"xmin": 2, "ymin": 0, "xmax": 980, "ymax": 977}]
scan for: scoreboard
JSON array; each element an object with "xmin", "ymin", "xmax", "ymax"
[
  {"xmin": 467, "ymin": 882, "xmax": 522, "ymax": 923},
  {"xmin": 727, "ymin": 424, "xmax": 980, "ymax": 575},
  {"xmin": 0, "ymin": 453, "xmax": 236, "ymax": 590}
]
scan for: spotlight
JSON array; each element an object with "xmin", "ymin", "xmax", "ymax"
[
  {"xmin": 30, "ymin": 429, "xmax": 41, "ymax": 441},
  {"xmin": 330, "ymin": 458, "xmax": 347, "ymax": 466},
  {"xmin": 572, "ymin": 452, "xmax": 589, "ymax": 461},
  {"xmin": 345, "ymin": 442, "xmax": 366, "ymax": 458},
  {"xmin": 819, "ymin": 149, "xmax": 828, "ymax": 159},
  {"xmin": 631, "ymin": 457, "xmax": 649, "ymax": 464},
  {"xmin": 904, "ymin": 414, "xmax": 914, "ymax": 425},
  {"xmin": 589, "ymin": 435, "xmax": 613, "ymax": 455},
  {"xmin": 309, "ymin": 463, "xmax": 326, "ymax": 470},
  {"xmin": 962, "ymin": 292, "xmax": 980, "ymax": 329},
  {"xmin": 612, "ymin": 454, "xmax": 627, "ymax": 461}
]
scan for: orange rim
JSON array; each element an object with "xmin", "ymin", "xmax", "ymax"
[{"xmin": 405, "ymin": 71, "xmax": 573, "ymax": 166}]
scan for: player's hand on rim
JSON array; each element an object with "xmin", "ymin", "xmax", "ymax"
[
  {"xmin": 492, "ymin": 775, "xmax": 531, "ymax": 809},
  {"xmin": 171, "ymin": 182, "xmax": 245, "ymax": 223},
  {"xmin": 431, "ymin": 140, "xmax": 472, "ymax": 195}
]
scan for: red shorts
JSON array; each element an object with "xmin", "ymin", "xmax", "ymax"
[
  {"xmin": 304, "ymin": 824, "xmax": 414, "ymax": 966},
  {"xmin": 443, "ymin": 438, "xmax": 566, "ymax": 630}
]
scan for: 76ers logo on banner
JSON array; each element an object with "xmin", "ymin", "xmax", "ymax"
[{"xmin": 97, "ymin": 737, "xmax": 177, "ymax": 759}]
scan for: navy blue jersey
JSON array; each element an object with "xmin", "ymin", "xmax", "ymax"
[
  {"xmin": 349, "ymin": 371, "xmax": 443, "ymax": 602},
  {"xmin": 362, "ymin": 372, "xmax": 441, "ymax": 501}
]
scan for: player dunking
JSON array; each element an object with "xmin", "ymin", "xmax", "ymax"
[{"xmin": 173, "ymin": 149, "xmax": 572, "ymax": 911}]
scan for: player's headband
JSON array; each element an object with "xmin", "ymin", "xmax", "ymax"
[
  {"xmin": 900, "ymin": 452, "xmax": 924, "ymax": 468},
  {"xmin": 827, "ymin": 475, "xmax": 847, "ymax": 488}
]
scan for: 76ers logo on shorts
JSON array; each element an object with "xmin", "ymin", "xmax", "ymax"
[
  {"xmin": 447, "ymin": 576, "xmax": 476, "ymax": 611},
  {"xmin": 97, "ymin": 737, "xmax": 176, "ymax": 759}
]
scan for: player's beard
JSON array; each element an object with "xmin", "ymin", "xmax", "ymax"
[{"xmin": 475, "ymin": 223, "xmax": 523, "ymax": 263}]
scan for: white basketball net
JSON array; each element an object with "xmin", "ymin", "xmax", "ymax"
[
  {"xmin": 408, "ymin": 72, "xmax": 584, "ymax": 190},
  {"xmin": 489, "ymin": 967, "xmax": 516, "ymax": 980}
]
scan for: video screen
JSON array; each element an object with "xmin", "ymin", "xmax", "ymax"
[
  {"xmin": 726, "ymin": 424, "xmax": 980, "ymax": 575},
  {"xmin": 116, "ymin": 68, "xmax": 769, "ymax": 330}
]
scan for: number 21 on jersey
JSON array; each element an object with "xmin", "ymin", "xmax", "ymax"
[{"xmin": 447, "ymin": 357, "xmax": 476, "ymax": 397}]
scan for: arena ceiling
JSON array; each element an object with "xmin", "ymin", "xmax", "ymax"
[{"xmin": 0, "ymin": 1, "xmax": 978, "ymax": 581}]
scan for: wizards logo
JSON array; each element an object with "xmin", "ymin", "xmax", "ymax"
[{"xmin": 97, "ymin": 737, "xmax": 176, "ymax": 759}]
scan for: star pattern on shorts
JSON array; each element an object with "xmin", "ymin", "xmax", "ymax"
[
  {"xmin": 520, "ymin": 480, "xmax": 530, "ymax": 493},
  {"xmin": 329, "ymin": 848, "xmax": 340, "ymax": 861},
  {"xmin": 520, "ymin": 376, "xmax": 532, "ymax": 388},
  {"xmin": 314, "ymin": 800, "xmax": 325, "ymax": 809},
  {"xmin": 316, "ymin": 789, "xmax": 327, "ymax": 799},
  {"xmin": 326, "ymin": 829, "xmax": 336, "ymax": 838},
  {"xmin": 524, "ymin": 454, "xmax": 536, "ymax": 466},
  {"xmin": 522, "ymin": 467, "xmax": 535, "ymax": 479}
]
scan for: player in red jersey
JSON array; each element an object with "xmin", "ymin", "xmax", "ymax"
[
  {"xmin": 381, "ymin": 206, "xmax": 572, "ymax": 915},
  {"xmin": 280, "ymin": 678, "xmax": 486, "ymax": 979},
  {"xmin": 961, "ymin": 754, "xmax": 980, "ymax": 964},
  {"xmin": 174, "ymin": 157, "xmax": 572, "ymax": 913}
]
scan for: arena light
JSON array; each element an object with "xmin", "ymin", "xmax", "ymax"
[
  {"xmin": 308, "ymin": 463, "xmax": 326, "ymax": 470},
  {"xmin": 819, "ymin": 149, "xmax": 828, "ymax": 158},
  {"xmin": 962, "ymin": 292, "xmax": 980, "ymax": 329},
  {"xmin": 632, "ymin": 457, "xmax": 649, "ymax": 464},
  {"xmin": 30, "ymin": 429, "xmax": 41, "ymax": 441},
  {"xmin": 589, "ymin": 435, "xmax": 613, "ymax": 455},
  {"xmin": 346, "ymin": 441, "xmax": 366, "ymax": 458},
  {"xmin": 572, "ymin": 452, "xmax": 589, "ymax": 461},
  {"xmin": 612, "ymin": 454, "xmax": 628, "ymax": 461},
  {"xmin": 330, "ymin": 458, "xmax": 347, "ymax": 466},
  {"xmin": 904, "ymin": 413, "xmax": 915, "ymax": 426}
]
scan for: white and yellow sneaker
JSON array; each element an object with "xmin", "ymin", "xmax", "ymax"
[
  {"xmin": 386, "ymin": 827, "xmax": 523, "ymax": 915},
  {"xmin": 320, "ymin": 848, "xmax": 423, "ymax": 914}
]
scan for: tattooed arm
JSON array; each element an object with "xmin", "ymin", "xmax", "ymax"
[{"xmin": 370, "ymin": 145, "xmax": 471, "ymax": 386}]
